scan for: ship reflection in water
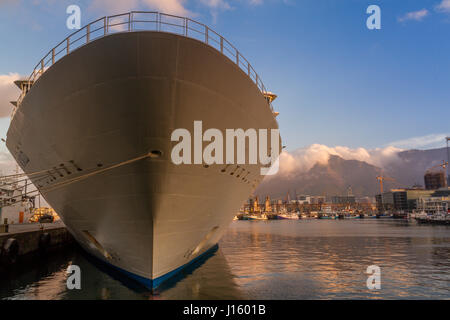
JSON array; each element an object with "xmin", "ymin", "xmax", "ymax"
[{"xmin": 1, "ymin": 220, "xmax": 450, "ymax": 299}]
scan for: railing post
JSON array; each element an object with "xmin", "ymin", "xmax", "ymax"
[
  {"xmin": 52, "ymin": 48, "xmax": 55, "ymax": 65},
  {"xmin": 158, "ymin": 13, "xmax": 161, "ymax": 32},
  {"xmin": 104, "ymin": 17, "xmax": 108, "ymax": 35},
  {"xmin": 220, "ymin": 37, "xmax": 223, "ymax": 53},
  {"xmin": 41, "ymin": 59, "xmax": 44, "ymax": 73},
  {"xmin": 205, "ymin": 26, "xmax": 208, "ymax": 44},
  {"xmin": 128, "ymin": 13, "xmax": 131, "ymax": 31},
  {"xmin": 247, "ymin": 63, "xmax": 250, "ymax": 76},
  {"xmin": 66, "ymin": 38, "xmax": 70, "ymax": 55},
  {"xmin": 236, "ymin": 50, "xmax": 239, "ymax": 65},
  {"xmin": 185, "ymin": 18, "xmax": 188, "ymax": 36},
  {"xmin": 86, "ymin": 24, "xmax": 90, "ymax": 43}
]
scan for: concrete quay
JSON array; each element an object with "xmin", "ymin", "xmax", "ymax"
[{"xmin": 0, "ymin": 221, "xmax": 73, "ymax": 267}]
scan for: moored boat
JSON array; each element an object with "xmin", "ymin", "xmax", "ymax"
[{"xmin": 278, "ymin": 213, "xmax": 299, "ymax": 220}]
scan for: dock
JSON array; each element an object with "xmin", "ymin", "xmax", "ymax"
[{"xmin": 0, "ymin": 221, "xmax": 73, "ymax": 267}]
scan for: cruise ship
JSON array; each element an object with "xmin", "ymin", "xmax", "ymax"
[{"xmin": 6, "ymin": 12, "xmax": 280, "ymax": 289}]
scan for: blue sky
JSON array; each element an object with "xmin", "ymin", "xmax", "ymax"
[{"xmin": 0, "ymin": 0, "xmax": 449, "ymax": 160}]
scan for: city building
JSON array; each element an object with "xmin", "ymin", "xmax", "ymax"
[
  {"xmin": 424, "ymin": 171, "xmax": 447, "ymax": 190},
  {"xmin": 415, "ymin": 197, "xmax": 449, "ymax": 214},
  {"xmin": 376, "ymin": 188, "xmax": 435, "ymax": 212},
  {"xmin": 356, "ymin": 196, "xmax": 375, "ymax": 204},
  {"xmin": 331, "ymin": 195, "xmax": 356, "ymax": 205},
  {"xmin": 296, "ymin": 195, "xmax": 311, "ymax": 204},
  {"xmin": 310, "ymin": 196, "xmax": 325, "ymax": 204},
  {"xmin": 431, "ymin": 187, "xmax": 450, "ymax": 198}
]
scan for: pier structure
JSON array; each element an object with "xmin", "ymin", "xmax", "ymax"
[{"xmin": 0, "ymin": 221, "xmax": 72, "ymax": 267}]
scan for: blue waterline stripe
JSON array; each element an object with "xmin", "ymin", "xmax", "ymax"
[{"xmin": 94, "ymin": 243, "xmax": 219, "ymax": 289}]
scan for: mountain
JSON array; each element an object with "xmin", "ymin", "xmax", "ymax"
[{"xmin": 255, "ymin": 147, "xmax": 449, "ymax": 199}]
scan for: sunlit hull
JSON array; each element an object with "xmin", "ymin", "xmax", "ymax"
[{"xmin": 6, "ymin": 31, "xmax": 278, "ymax": 288}]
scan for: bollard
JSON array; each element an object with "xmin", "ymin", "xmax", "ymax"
[{"xmin": 38, "ymin": 233, "xmax": 51, "ymax": 255}]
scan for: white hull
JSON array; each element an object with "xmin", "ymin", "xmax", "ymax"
[{"xmin": 6, "ymin": 30, "xmax": 278, "ymax": 288}]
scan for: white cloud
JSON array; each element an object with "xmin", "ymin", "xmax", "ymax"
[
  {"xmin": 199, "ymin": 0, "xmax": 232, "ymax": 22},
  {"xmin": 436, "ymin": 0, "xmax": 450, "ymax": 13},
  {"xmin": 89, "ymin": 0, "xmax": 139, "ymax": 14},
  {"xmin": 0, "ymin": 73, "xmax": 21, "ymax": 118},
  {"xmin": 275, "ymin": 144, "xmax": 403, "ymax": 176},
  {"xmin": 89, "ymin": 0, "xmax": 192, "ymax": 16},
  {"xmin": 200, "ymin": 0, "xmax": 231, "ymax": 9},
  {"xmin": 386, "ymin": 133, "xmax": 449, "ymax": 150},
  {"xmin": 142, "ymin": 0, "xmax": 191, "ymax": 15},
  {"xmin": 398, "ymin": 9, "xmax": 429, "ymax": 22}
]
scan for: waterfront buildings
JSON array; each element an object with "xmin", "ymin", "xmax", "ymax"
[
  {"xmin": 376, "ymin": 187, "xmax": 450, "ymax": 212},
  {"xmin": 330, "ymin": 195, "xmax": 356, "ymax": 205}
]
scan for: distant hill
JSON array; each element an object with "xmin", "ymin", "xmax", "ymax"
[{"xmin": 255, "ymin": 147, "xmax": 449, "ymax": 199}]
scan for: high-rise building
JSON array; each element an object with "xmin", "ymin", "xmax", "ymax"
[{"xmin": 424, "ymin": 171, "xmax": 446, "ymax": 190}]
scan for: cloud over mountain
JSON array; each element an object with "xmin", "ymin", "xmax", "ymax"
[
  {"xmin": 272, "ymin": 144, "xmax": 402, "ymax": 178},
  {"xmin": 0, "ymin": 72, "xmax": 21, "ymax": 118},
  {"xmin": 258, "ymin": 145, "xmax": 449, "ymax": 199}
]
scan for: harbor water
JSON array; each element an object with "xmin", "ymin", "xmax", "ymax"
[{"xmin": 1, "ymin": 219, "xmax": 449, "ymax": 300}]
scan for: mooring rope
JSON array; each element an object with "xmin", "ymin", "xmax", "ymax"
[
  {"xmin": 40, "ymin": 152, "xmax": 153, "ymax": 194},
  {"xmin": 0, "ymin": 152, "xmax": 153, "ymax": 208}
]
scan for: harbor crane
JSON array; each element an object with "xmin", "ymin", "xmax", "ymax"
[
  {"xmin": 447, "ymin": 137, "xmax": 450, "ymax": 183},
  {"xmin": 376, "ymin": 176, "xmax": 396, "ymax": 194},
  {"xmin": 425, "ymin": 160, "xmax": 448, "ymax": 173},
  {"xmin": 447, "ymin": 137, "xmax": 450, "ymax": 160}
]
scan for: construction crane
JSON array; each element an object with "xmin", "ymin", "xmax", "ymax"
[
  {"xmin": 376, "ymin": 176, "xmax": 396, "ymax": 194},
  {"xmin": 447, "ymin": 137, "xmax": 450, "ymax": 183},
  {"xmin": 426, "ymin": 160, "xmax": 448, "ymax": 173},
  {"xmin": 447, "ymin": 137, "xmax": 450, "ymax": 161}
]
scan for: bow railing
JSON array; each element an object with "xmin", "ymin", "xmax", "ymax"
[{"xmin": 14, "ymin": 11, "xmax": 272, "ymax": 115}]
